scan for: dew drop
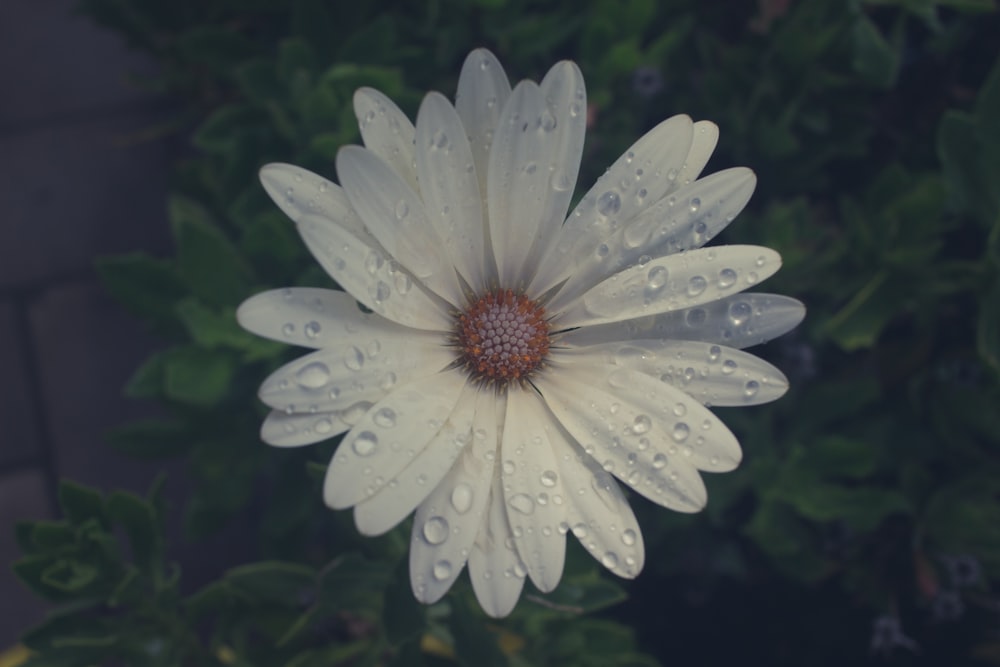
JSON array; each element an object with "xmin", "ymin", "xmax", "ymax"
[
  {"xmin": 685, "ymin": 308, "xmax": 706, "ymax": 327},
  {"xmin": 451, "ymin": 484, "xmax": 474, "ymax": 514},
  {"xmin": 744, "ymin": 380, "xmax": 760, "ymax": 398},
  {"xmin": 431, "ymin": 130, "xmax": 448, "ymax": 149},
  {"xmin": 394, "ymin": 200, "xmax": 409, "ymax": 220},
  {"xmin": 601, "ymin": 552, "xmax": 619, "ymax": 569},
  {"xmin": 632, "ymin": 414, "xmax": 652, "ymax": 435},
  {"xmin": 646, "ymin": 266, "xmax": 668, "ymax": 291},
  {"xmin": 722, "ymin": 359, "xmax": 738, "ymax": 375},
  {"xmin": 314, "ymin": 418, "xmax": 333, "ymax": 434},
  {"xmin": 344, "ymin": 346, "xmax": 365, "ymax": 371},
  {"xmin": 422, "ymin": 516, "xmax": 449, "ymax": 545},
  {"xmin": 596, "ymin": 191, "xmax": 622, "ymax": 217},
  {"xmin": 295, "ymin": 362, "xmax": 330, "ymax": 389},
  {"xmin": 689, "ymin": 197, "xmax": 701, "ymax": 213},
  {"xmin": 672, "ymin": 423, "xmax": 690, "ymax": 442},
  {"xmin": 432, "ymin": 560, "xmax": 453, "ymax": 581},
  {"xmin": 502, "ymin": 460, "xmax": 516, "ymax": 475},
  {"xmin": 652, "ymin": 453, "xmax": 667, "ymax": 469},
  {"xmin": 687, "ymin": 275, "xmax": 708, "ymax": 297},
  {"xmin": 622, "ymin": 529, "xmax": 637, "ymax": 546},
  {"xmin": 571, "ymin": 523, "xmax": 588, "ymax": 538},
  {"xmin": 729, "ymin": 301, "xmax": 752, "ymax": 325},
  {"xmin": 373, "ymin": 407, "xmax": 397, "ymax": 428},
  {"xmin": 304, "ymin": 321, "xmax": 322, "ymax": 339},
  {"xmin": 540, "ymin": 470, "xmax": 558, "ymax": 487},
  {"xmin": 282, "ymin": 323, "xmax": 296, "ymax": 337},
  {"xmin": 352, "ymin": 431, "xmax": 378, "ymax": 456},
  {"xmin": 718, "ymin": 268, "xmax": 737, "ymax": 288},
  {"xmin": 508, "ymin": 493, "xmax": 536, "ymax": 515},
  {"xmin": 707, "ymin": 345, "xmax": 721, "ymax": 362}
]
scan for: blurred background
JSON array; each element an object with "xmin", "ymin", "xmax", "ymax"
[{"xmin": 2, "ymin": 0, "xmax": 1000, "ymax": 665}]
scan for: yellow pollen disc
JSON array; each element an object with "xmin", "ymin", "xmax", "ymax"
[{"xmin": 455, "ymin": 289, "xmax": 550, "ymax": 383}]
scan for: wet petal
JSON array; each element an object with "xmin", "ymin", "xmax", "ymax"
[
  {"xmin": 550, "ymin": 426, "xmax": 644, "ymax": 578},
  {"xmin": 569, "ymin": 339, "xmax": 789, "ymax": 407},
  {"xmin": 500, "ymin": 389, "xmax": 568, "ymax": 593},
  {"xmin": 530, "ymin": 115, "xmax": 695, "ymax": 296},
  {"xmin": 468, "ymin": 459, "xmax": 526, "ymax": 618},
  {"xmin": 337, "ymin": 146, "xmax": 463, "ymax": 306},
  {"xmin": 354, "ymin": 385, "xmax": 478, "ymax": 536},
  {"xmin": 260, "ymin": 409, "xmax": 350, "ymax": 447},
  {"xmin": 354, "ymin": 87, "xmax": 419, "ymax": 193},
  {"xmin": 455, "ymin": 48, "xmax": 511, "ymax": 217},
  {"xmin": 538, "ymin": 366, "xmax": 713, "ymax": 511},
  {"xmin": 415, "ymin": 92, "xmax": 489, "ymax": 290},
  {"xmin": 323, "ymin": 371, "xmax": 466, "ymax": 510},
  {"xmin": 546, "ymin": 167, "xmax": 757, "ymax": 312},
  {"xmin": 409, "ymin": 390, "xmax": 501, "ymax": 604},
  {"xmin": 556, "ymin": 245, "xmax": 782, "ymax": 329},
  {"xmin": 259, "ymin": 163, "xmax": 368, "ymax": 240},
  {"xmin": 674, "ymin": 120, "xmax": 719, "ymax": 188},
  {"xmin": 561, "ymin": 293, "xmax": 806, "ymax": 350}
]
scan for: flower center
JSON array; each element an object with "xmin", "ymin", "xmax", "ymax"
[{"xmin": 455, "ymin": 289, "xmax": 550, "ymax": 384}]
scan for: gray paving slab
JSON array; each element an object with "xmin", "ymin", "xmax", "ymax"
[
  {"xmin": 0, "ymin": 112, "xmax": 173, "ymax": 288},
  {"xmin": 0, "ymin": 467, "xmax": 51, "ymax": 645},
  {"xmin": 0, "ymin": 301, "xmax": 41, "ymax": 467},
  {"xmin": 29, "ymin": 279, "xmax": 168, "ymax": 493},
  {"xmin": 0, "ymin": 0, "xmax": 157, "ymax": 128}
]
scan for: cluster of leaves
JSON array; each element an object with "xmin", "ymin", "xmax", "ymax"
[{"xmin": 11, "ymin": 0, "xmax": 1000, "ymax": 664}]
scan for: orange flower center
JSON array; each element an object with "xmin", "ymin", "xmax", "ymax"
[{"xmin": 455, "ymin": 289, "xmax": 550, "ymax": 384}]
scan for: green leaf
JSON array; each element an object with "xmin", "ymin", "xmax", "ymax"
[
  {"xmin": 824, "ymin": 271, "xmax": 900, "ymax": 350},
  {"xmin": 978, "ymin": 279, "xmax": 1000, "ymax": 374},
  {"xmin": 106, "ymin": 491, "xmax": 161, "ymax": 576},
  {"xmin": 382, "ymin": 558, "xmax": 426, "ymax": 646},
  {"xmin": 225, "ymin": 561, "xmax": 317, "ymax": 606},
  {"xmin": 175, "ymin": 298, "xmax": 282, "ymax": 360},
  {"xmin": 57, "ymin": 482, "xmax": 107, "ymax": 528},
  {"xmin": 96, "ymin": 253, "xmax": 186, "ymax": 329},
  {"xmin": 448, "ymin": 596, "xmax": 506, "ymax": 667},
  {"xmin": 794, "ymin": 437, "xmax": 879, "ymax": 479},
  {"xmin": 532, "ymin": 571, "xmax": 628, "ymax": 614},
  {"xmin": 318, "ymin": 553, "xmax": 389, "ymax": 613},
  {"xmin": 171, "ymin": 196, "xmax": 254, "ymax": 306},
  {"xmin": 162, "ymin": 345, "xmax": 236, "ymax": 407},
  {"xmin": 851, "ymin": 14, "xmax": 899, "ymax": 88},
  {"xmin": 780, "ymin": 481, "xmax": 910, "ymax": 532},
  {"xmin": 28, "ymin": 521, "xmax": 77, "ymax": 551},
  {"xmin": 937, "ymin": 109, "xmax": 999, "ymax": 226},
  {"xmin": 106, "ymin": 418, "xmax": 192, "ymax": 460}
]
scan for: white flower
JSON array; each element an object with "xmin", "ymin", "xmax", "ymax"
[{"xmin": 237, "ymin": 48, "xmax": 804, "ymax": 617}]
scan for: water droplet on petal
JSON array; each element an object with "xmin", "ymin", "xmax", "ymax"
[
  {"xmin": 729, "ymin": 300, "xmax": 752, "ymax": 325},
  {"xmin": 722, "ymin": 359, "xmax": 738, "ymax": 375},
  {"xmin": 295, "ymin": 362, "xmax": 330, "ymax": 389},
  {"xmin": 304, "ymin": 321, "xmax": 321, "ymax": 339},
  {"xmin": 597, "ymin": 191, "xmax": 622, "ymax": 216},
  {"xmin": 314, "ymin": 418, "xmax": 333, "ymax": 434},
  {"xmin": 718, "ymin": 268, "xmax": 737, "ymax": 288},
  {"xmin": 431, "ymin": 130, "xmax": 448, "ymax": 149},
  {"xmin": 632, "ymin": 414, "xmax": 652, "ymax": 435},
  {"xmin": 373, "ymin": 407, "xmax": 396, "ymax": 428},
  {"xmin": 687, "ymin": 275, "xmax": 708, "ymax": 297},
  {"xmin": 672, "ymin": 423, "xmax": 690, "ymax": 442},
  {"xmin": 652, "ymin": 453, "xmax": 667, "ymax": 469},
  {"xmin": 601, "ymin": 552, "xmax": 619, "ymax": 569},
  {"xmin": 508, "ymin": 493, "xmax": 535, "ymax": 515},
  {"xmin": 422, "ymin": 516, "xmax": 449, "ymax": 545},
  {"xmin": 352, "ymin": 431, "xmax": 378, "ymax": 456},
  {"xmin": 622, "ymin": 529, "xmax": 637, "ymax": 546},
  {"xmin": 394, "ymin": 200, "xmax": 409, "ymax": 220},
  {"xmin": 282, "ymin": 323, "xmax": 296, "ymax": 337},
  {"xmin": 432, "ymin": 560, "xmax": 453, "ymax": 580},
  {"xmin": 344, "ymin": 346, "xmax": 365, "ymax": 371},
  {"xmin": 744, "ymin": 380, "xmax": 760, "ymax": 398},
  {"xmin": 689, "ymin": 197, "xmax": 701, "ymax": 213},
  {"xmin": 540, "ymin": 470, "xmax": 558, "ymax": 487},
  {"xmin": 451, "ymin": 484, "xmax": 473, "ymax": 514}
]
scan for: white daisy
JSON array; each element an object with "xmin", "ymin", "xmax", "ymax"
[{"xmin": 237, "ymin": 48, "xmax": 804, "ymax": 618}]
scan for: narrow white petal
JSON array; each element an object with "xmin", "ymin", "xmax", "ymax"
[
  {"xmin": 237, "ymin": 288, "xmax": 407, "ymax": 348},
  {"xmin": 354, "ymin": 87, "xmax": 419, "ymax": 194},
  {"xmin": 336, "ymin": 146, "xmax": 463, "ymax": 306},
  {"xmin": 354, "ymin": 385, "xmax": 478, "ymax": 536},
  {"xmin": 530, "ymin": 115, "xmax": 695, "ymax": 296},
  {"xmin": 556, "ymin": 245, "xmax": 782, "ymax": 329},
  {"xmin": 259, "ymin": 163, "xmax": 369, "ymax": 239},
  {"xmin": 455, "ymin": 49, "xmax": 511, "ymax": 213},
  {"xmin": 323, "ymin": 371, "xmax": 466, "ymax": 510},
  {"xmin": 409, "ymin": 389, "xmax": 500, "ymax": 605},
  {"xmin": 468, "ymin": 458, "xmax": 526, "ymax": 618},
  {"xmin": 568, "ymin": 339, "xmax": 789, "ymax": 407},
  {"xmin": 546, "ymin": 168, "xmax": 757, "ymax": 313},
  {"xmin": 549, "ymin": 425, "xmax": 645, "ymax": 578},
  {"xmin": 561, "ymin": 293, "xmax": 806, "ymax": 350},
  {"xmin": 260, "ymin": 409, "xmax": 350, "ymax": 447},
  {"xmin": 257, "ymin": 335, "xmax": 453, "ymax": 413},
  {"xmin": 674, "ymin": 121, "xmax": 719, "ymax": 188},
  {"xmin": 415, "ymin": 92, "xmax": 489, "ymax": 290},
  {"xmin": 500, "ymin": 390, "xmax": 568, "ymax": 593},
  {"xmin": 537, "ymin": 366, "xmax": 713, "ymax": 511},
  {"xmin": 296, "ymin": 216, "xmax": 451, "ymax": 330}
]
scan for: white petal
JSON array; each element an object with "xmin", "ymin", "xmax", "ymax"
[
  {"xmin": 455, "ymin": 49, "xmax": 511, "ymax": 214},
  {"xmin": 516, "ymin": 61, "xmax": 588, "ymax": 286},
  {"xmin": 260, "ymin": 409, "xmax": 350, "ymax": 447},
  {"xmin": 238, "ymin": 288, "xmax": 404, "ymax": 348},
  {"xmin": 257, "ymin": 334, "xmax": 452, "ymax": 413},
  {"xmin": 549, "ymin": 426, "xmax": 644, "ymax": 578},
  {"xmin": 296, "ymin": 216, "xmax": 451, "ymax": 330},
  {"xmin": 530, "ymin": 115, "xmax": 695, "ymax": 296},
  {"xmin": 354, "ymin": 87, "xmax": 419, "ymax": 193},
  {"xmin": 415, "ymin": 92, "xmax": 489, "ymax": 290},
  {"xmin": 500, "ymin": 389, "xmax": 568, "ymax": 593},
  {"xmin": 336, "ymin": 146, "xmax": 463, "ymax": 305},
  {"xmin": 546, "ymin": 168, "xmax": 756, "ymax": 313},
  {"xmin": 537, "ymin": 366, "xmax": 712, "ymax": 511},
  {"xmin": 323, "ymin": 371, "xmax": 466, "ymax": 510},
  {"xmin": 561, "ymin": 293, "xmax": 806, "ymax": 350},
  {"xmin": 409, "ymin": 389, "xmax": 500, "ymax": 604},
  {"xmin": 468, "ymin": 458, "xmax": 526, "ymax": 618},
  {"xmin": 354, "ymin": 385, "xmax": 478, "ymax": 536},
  {"xmin": 675, "ymin": 121, "xmax": 719, "ymax": 187},
  {"xmin": 556, "ymin": 245, "xmax": 782, "ymax": 329},
  {"xmin": 259, "ymin": 163, "xmax": 369, "ymax": 240},
  {"xmin": 487, "ymin": 74, "xmax": 587, "ymax": 287}
]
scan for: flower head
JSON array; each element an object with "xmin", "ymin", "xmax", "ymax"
[{"xmin": 237, "ymin": 49, "xmax": 804, "ymax": 617}]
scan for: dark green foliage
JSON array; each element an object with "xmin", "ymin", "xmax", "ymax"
[{"xmin": 14, "ymin": 0, "xmax": 1000, "ymax": 664}]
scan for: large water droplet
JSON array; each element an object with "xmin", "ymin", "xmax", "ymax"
[
  {"xmin": 422, "ymin": 516, "xmax": 449, "ymax": 545},
  {"xmin": 451, "ymin": 484, "xmax": 473, "ymax": 514},
  {"xmin": 432, "ymin": 560, "xmax": 453, "ymax": 581},
  {"xmin": 601, "ymin": 552, "xmax": 619, "ymax": 569},
  {"xmin": 352, "ymin": 431, "xmax": 378, "ymax": 456},
  {"xmin": 540, "ymin": 470, "xmax": 558, "ymax": 488},
  {"xmin": 718, "ymin": 268, "xmax": 737, "ymax": 288},
  {"xmin": 685, "ymin": 308, "xmax": 706, "ymax": 327},
  {"xmin": 344, "ymin": 346, "xmax": 365, "ymax": 371},
  {"xmin": 597, "ymin": 190, "xmax": 622, "ymax": 217},
  {"xmin": 729, "ymin": 300, "xmax": 752, "ymax": 325},
  {"xmin": 652, "ymin": 453, "xmax": 667, "ymax": 469},
  {"xmin": 672, "ymin": 423, "xmax": 690, "ymax": 442},
  {"xmin": 303, "ymin": 321, "xmax": 322, "ymax": 340},
  {"xmin": 707, "ymin": 345, "xmax": 721, "ymax": 362},
  {"xmin": 622, "ymin": 529, "xmax": 637, "ymax": 546},
  {"xmin": 744, "ymin": 380, "xmax": 760, "ymax": 398},
  {"xmin": 295, "ymin": 362, "xmax": 330, "ymax": 389},
  {"xmin": 394, "ymin": 200, "xmax": 409, "ymax": 221},
  {"xmin": 646, "ymin": 266, "xmax": 668, "ymax": 293},
  {"xmin": 508, "ymin": 493, "xmax": 536, "ymax": 515},
  {"xmin": 373, "ymin": 407, "xmax": 397, "ymax": 428},
  {"xmin": 689, "ymin": 197, "xmax": 701, "ymax": 213},
  {"xmin": 282, "ymin": 323, "xmax": 295, "ymax": 337},
  {"xmin": 687, "ymin": 275, "xmax": 708, "ymax": 297},
  {"xmin": 722, "ymin": 359, "xmax": 738, "ymax": 375},
  {"xmin": 632, "ymin": 414, "xmax": 652, "ymax": 435},
  {"xmin": 431, "ymin": 130, "xmax": 448, "ymax": 149}
]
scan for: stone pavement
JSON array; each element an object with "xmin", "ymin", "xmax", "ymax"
[{"xmin": 0, "ymin": 0, "xmax": 176, "ymax": 645}]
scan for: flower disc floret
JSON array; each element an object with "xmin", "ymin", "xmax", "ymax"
[{"xmin": 456, "ymin": 289, "xmax": 549, "ymax": 383}]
